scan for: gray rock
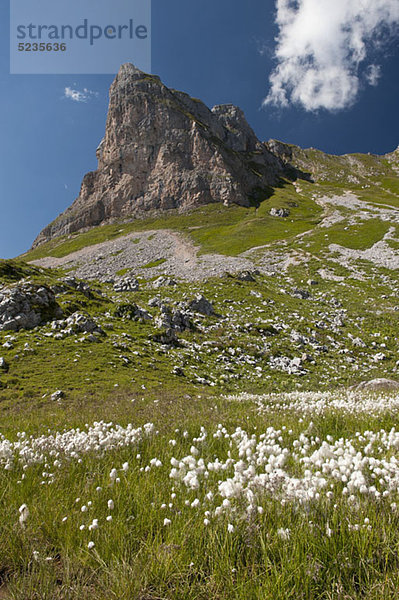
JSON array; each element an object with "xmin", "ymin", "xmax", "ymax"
[
  {"xmin": 269, "ymin": 355, "xmax": 307, "ymax": 375},
  {"xmin": 270, "ymin": 208, "xmax": 290, "ymax": 218},
  {"xmin": 52, "ymin": 312, "xmax": 104, "ymax": 336},
  {"xmin": 155, "ymin": 305, "xmax": 192, "ymax": 332},
  {"xmin": 172, "ymin": 366, "xmax": 185, "ymax": 376},
  {"xmin": 152, "ymin": 276, "xmax": 177, "ymax": 289},
  {"xmin": 114, "ymin": 303, "xmax": 152, "ymax": 321},
  {"xmin": 152, "ymin": 329, "xmax": 178, "ymax": 345},
  {"xmin": 148, "ymin": 296, "xmax": 162, "ymax": 307},
  {"xmin": 351, "ymin": 378, "xmax": 399, "ymax": 392},
  {"xmin": 113, "ymin": 277, "xmax": 139, "ymax": 292},
  {"xmin": 62, "ymin": 277, "xmax": 93, "ymax": 297},
  {"xmin": 0, "ymin": 357, "xmax": 9, "ymax": 372},
  {"xmin": 292, "ymin": 288, "xmax": 311, "ymax": 299},
  {"xmin": 236, "ymin": 270, "xmax": 256, "ymax": 282},
  {"xmin": 188, "ymin": 295, "xmax": 214, "ymax": 316},
  {"xmin": 0, "ymin": 284, "xmax": 62, "ymax": 332}
]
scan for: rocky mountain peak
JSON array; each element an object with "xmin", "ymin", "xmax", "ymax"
[{"xmin": 33, "ymin": 63, "xmax": 288, "ymax": 248}]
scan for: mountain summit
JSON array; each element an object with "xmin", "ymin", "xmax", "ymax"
[{"xmin": 33, "ymin": 63, "xmax": 292, "ymax": 247}]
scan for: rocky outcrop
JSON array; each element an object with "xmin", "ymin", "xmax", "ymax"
[
  {"xmin": 33, "ymin": 63, "xmax": 287, "ymax": 247},
  {"xmin": 0, "ymin": 284, "xmax": 63, "ymax": 331}
]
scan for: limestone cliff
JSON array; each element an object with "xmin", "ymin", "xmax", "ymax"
[{"xmin": 33, "ymin": 63, "xmax": 288, "ymax": 247}]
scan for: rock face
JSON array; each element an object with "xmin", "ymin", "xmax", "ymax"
[{"xmin": 33, "ymin": 63, "xmax": 287, "ymax": 247}]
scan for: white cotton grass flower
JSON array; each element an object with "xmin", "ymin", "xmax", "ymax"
[
  {"xmin": 0, "ymin": 422, "xmax": 155, "ymax": 472},
  {"xmin": 89, "ymin": 519, "xmax": 99, "ymax": 531},
  {"xmin": 107, "ymin": 499, "xmax": 114, "ymax": 510},
  {"xmin": 163, "ymin": 518, "xmax": 171, "ymax": 526},
  {"xmin": 227, "ymin": 523, "xmax": 234, "ymax": 533},
  {"xmin": 106, "ymin": 515, "xmax": 113, "ymax": 522},
  {"xmin": 277, "ymin": 528, "xmax": 291, "ymax": 541},
  {"xmin": 109, "ymin": 468, "xmax": 118, "ymax": 482},
  {"xmin": 226, "ymin": 390, "xmax": 399, "ymax": 418},
  {"xmin": 19, "ymin": 503, "xmax": 29, "ymax": 527},
  {"xmin": 32, "ymin": 550, "xmax": 40, "ymax": 561},
  {"xmin": 122, "ymin": 462, "xmax": 129, "ymax": 472},
  {"xmin": 87, "ymin": 541, "xmax": 95, "ymax": 549}
]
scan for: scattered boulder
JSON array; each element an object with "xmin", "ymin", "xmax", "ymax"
[
  {"xmin": 270, "ymin": 208, "xmax": 290, "ymax": 218},
  {"xmin": 50, "ymin": 390, "xmax": 64, "ymax": 401},
  {"xmin": 269, "ymin": 355, "xmax": 307, "ymax": 375},
  {"xmin": 51, "ymin": 277, "xmax": 95, "ymax": 297},
  {"xmin": 172, "ymin": 366, "xmax": 185, "ymax": 376},
  {"xmin": 0, "ymin": 284, "xmax": 63, "ymax": 332},
  {"xmin": 236, "ymin": 270, "xmax": 257, "ymax": 282},
  {"xmin": 301, "ymin": 353, "xmax": 315, "ymax": 363},
  {"xmin": 64, "ymin": 277, "xmax": 94, "ymax": 296},
  {"xmin": 152, "ymin": 328, "xmax": 178, "ymax": 345},
  {"xmin": 350, "ymin": 336, "xmax": 366, "ymax": 347},
  {"xmin": 148, "ymin": 296, "xmax": 162, "ymax": 307},
  {"xmin": 187, "ymin": 295, "xmax": 214, "ymax": 316},
  {"xmin": 52, "ymin": 312, "xmax": 104, "ymax": 336},
  {"xmin": 351, "ymin": 378, "xmax": 399, "ymax": 392},
  {"xmin": 152, "ymin": 276, "xmax": 177, "ymax": 289},
  {"xmin": 114, "ymin": 303, "xmax": 152, "ymax": 322},
  {"xmin": 291, "ymin": 288, "xmax": 311, "ymax": 299},
  {"xmin": 0, "ymin": 357, "xmax": 9, "ymax": 372},
  {"xmin": 113, "ymin": 277, "xmax": 139, "ymax": 292},
  {"xmin": 155, "ymin": 305, "xmax": 192, "ymax": 332}
]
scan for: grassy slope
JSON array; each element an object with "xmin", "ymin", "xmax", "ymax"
[
  {"xmin": 23, "ymin": 183, "xmax": 323, "ymax": 261},
  {"xmin": 1, "ymin": 148, "xmax": 399, "ymax": 598},
  {"xmin": 22, "ymin": 147, "xmax": 399, "ymax": 263}
]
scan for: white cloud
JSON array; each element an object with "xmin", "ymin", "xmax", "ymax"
[
  {"xmin": 264, "ymin": 0, "xmax": 399, "ymax": 112},
  {"xmin": 365, "ymin": 64, "xmax": 381, "ymax": 86},
  {"xmin": 64, "ymin": 87, "xmax": 98, "ymax": 103}
]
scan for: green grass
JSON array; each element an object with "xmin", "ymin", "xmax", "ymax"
[
  {"xmin": 303, "ymin": 218, "xmax": 390, "ymax": 253},
  {"xmin": 2, "ymin": 389, "xmax": 399, "ymax": 598},
  {"xmin": 22, "ymin": 184, "xmax": 323, "ymax": 261},
  {"xmin": 116, "ymin": 268, "xmax": 131, "ymax": 276},
  {"xmin": 141, "ymin": 258, "xmax": 167, "ymax": 269}
]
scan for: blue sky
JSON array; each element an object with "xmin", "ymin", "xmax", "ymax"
[{"xmin": 1, "ymin": 0, "xmax": 398, "ymax": 258}]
